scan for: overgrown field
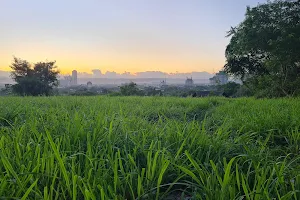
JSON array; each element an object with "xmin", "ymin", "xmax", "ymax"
[{"xmin": 0, "ymin": 96, "xmax": 299, "ymax": 199}]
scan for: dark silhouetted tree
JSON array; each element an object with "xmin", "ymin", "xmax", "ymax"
[{"xmin": 10, "ymin": 57, "xmax": 59, "ymax": 96}]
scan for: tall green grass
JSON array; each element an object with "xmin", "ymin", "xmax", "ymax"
[{"xmin": 0, "ymin": 96, "xmax": 299, "ymax": 199}]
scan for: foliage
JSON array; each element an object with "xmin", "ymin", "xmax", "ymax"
[
  {"xmin": 56, "ymin": 84, "xmax": 222, "ymax": 98},
  {"xmin": 0, "ymin": 96, "xmax": 299, "ymax": 199},
  {"xmin": 143, "ymin": 86, "xmax": 162, "ymax": 96},
  {"xmin": 10, "ymin": 57, "xmax": 59, "ymax": 96},
  {"xmin": 0, "ymin": 84, "xmax": 13, "ymax": 96},
  {"xmin": 119, "ymin": 81, "xmax": 144, "ymax": 96},
  {"xmin": 224, "ymin": 0, "xmax": 300, "ymax": 97},
  {"xmin": 160, "ymin": 85, "xmax": 214, "ymax": 97},
  {"xmin": 235, "ymin": 84, "xmax": 254, "ymax": 97},
  {"xmin": 217, "ymin": 82, "xmax": 241, "ymax": 97}
]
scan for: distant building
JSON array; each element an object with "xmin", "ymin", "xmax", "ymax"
[
  {"xmin": 185, "ymin": 77, "xmax": 194, "ymax": 87},
  {"xmin": 87, "ymin": 81, "xmax": 92, "ymax": 88},
  {"xmin": 72, "ymin": 70, "xmax": 78, "ymax": 85},
  {"xmin": 159, "ymin": 79, "xmax": 167, "ymax": 88},
  {"xmin": 209, "ymin": 71, "xmax": 228, "ymax": 85}
]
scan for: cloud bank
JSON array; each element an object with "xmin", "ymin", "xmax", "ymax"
[{"xmin": 69, "ymin": 70, "xmax": 213, "ymax": 79}]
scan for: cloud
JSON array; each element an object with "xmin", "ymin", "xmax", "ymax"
[
  {"xmin": 77, "ymin": 72, "xmax": 92, "ymax": 78},
  {"xmin": 120, "ymin": 72, "xmax": 134, "ymax": 78},
  {"xmin": 135, "ymin": 71, "xmax": 167, "ymax": 78},
  {"xmin": 169, "ymin": 71, "xmax": 213, "ymax": 79},
  {"xmin": 104, "ymin": 71, "xmax": 117, "ymax": 78},
  {"xmin": 92, "ymin": 69, "xmax": 102, "ymax": 77},
  {"xmin": 0, "ymin": 69, "xmax": 213, "ymax": 80}
]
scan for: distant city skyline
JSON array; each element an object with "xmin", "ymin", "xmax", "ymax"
[
  {"xmin": 0, "ymin": 69, "xmax": 214, "ymax": 85},
  {"xmin": 0, "ymin": 69, "xmax": 213, "ymax": 78},
  {"xmin": 0, "ymin": 0, "xmax": 266, "ymax": 74},
  {"xmin": 67, "ymin": 70, "xmax": 214, "ymax": 79}
]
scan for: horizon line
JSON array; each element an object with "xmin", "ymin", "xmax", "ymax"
[{"xmin": 0, "ymin": 69, "xmax": 215, "ymax": 75}]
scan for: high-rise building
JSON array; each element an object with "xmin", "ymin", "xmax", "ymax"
[{"xmin": 72, "ymin": 70, "xmax": 78, "ymax": 85}]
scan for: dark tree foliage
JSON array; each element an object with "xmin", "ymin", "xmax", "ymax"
[
  {"xmin": 120, "ymin": 82, "xmax": 143, "ymax": 96},
  {"xmin": 224, "ymin": 0, "xmax": 300, "ymax": 97},
  {"xmin": 217, "ymin": 82, "xmax": 241, "ymax": 97},
  {"xmin": 10, "ymin": 57, "xmax": 59, "ymax": 96}
]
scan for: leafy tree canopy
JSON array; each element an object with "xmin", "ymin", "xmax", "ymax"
[
  {"xmin": 224, "ymin": 0, "xmax": 300, "ymax": 97},
  {"xmin": 120, "ymin": 82, "xmax": 143, "ymax": 96},
  {"xmin": 10, "ymin": 57, "xmax": 59, "ymax": 96}
]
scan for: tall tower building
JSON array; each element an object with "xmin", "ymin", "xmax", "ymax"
[{"xmin": 72, "ymin": 70, "xmax": 78, "ymax": 85}]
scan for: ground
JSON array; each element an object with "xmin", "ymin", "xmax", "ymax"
[{"xmin": 0, "ymin": 96, "xmax": 299, "ymax": 199}]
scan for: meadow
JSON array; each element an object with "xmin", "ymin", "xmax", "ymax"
[{"xmin": 0, "ymin": 96, "xmax": 299, "ymax": 200}]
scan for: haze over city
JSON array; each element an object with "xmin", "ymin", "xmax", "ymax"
[{"xmin": 0, "ymin": 0, "xmax": 264, "ymax": 76}]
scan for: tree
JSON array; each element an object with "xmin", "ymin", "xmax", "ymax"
[
  {"xmin": 218, "ymin": 82, "xmax": 241, "ymax": 97},
  {"xmin": 119, "ymin": 82, "xmax": 143, "ymax": 96},
  {"xmin": 224, "ymin": 0, "xmax": 300, "ymax": 97},
  {"xmin": 10, "ymin": 57, "xmax": 59, "ymax": 96}
]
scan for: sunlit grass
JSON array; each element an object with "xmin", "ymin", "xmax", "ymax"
[{"xmin": 0, "ymin": 96, "xmax": 299, "ymax": 199}]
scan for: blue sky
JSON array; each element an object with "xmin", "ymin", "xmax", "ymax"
[{"xmin": 0, "ymin": 0, "xmax": 266, "ymax": 74}]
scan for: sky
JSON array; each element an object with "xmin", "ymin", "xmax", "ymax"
[{"xmin": 0, "ymin": 0, "xmax": 266, "ymax": 74}]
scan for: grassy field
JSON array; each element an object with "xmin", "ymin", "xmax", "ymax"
[{"xmin": 0, "ymin": 96, "xmax": 299, "ymax": 200}]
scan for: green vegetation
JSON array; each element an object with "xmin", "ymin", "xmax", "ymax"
[
  {"xmin": 10, "ymin": 57, "xmax": 59, "ymax": 96},
  {"xmin": 119, "ymin": 82, "xmax": 144, "ymax": 96},
  {"xmin": 0, "ymin": 96, "xmax": 299, "ymax": 199},
  {"xmin": 224, "ymin": 0, "xmax": 300, "ymax": 97}
]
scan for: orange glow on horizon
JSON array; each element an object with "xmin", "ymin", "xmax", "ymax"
[
  {"xmin": 1, "ymin": 62, "xmax": 223, "ymax": 75},
  {"xmin": 0, "ymin": 37, "xmax": 226, "ymax": 75},
  {"xmin": 0, "ymin": 57, "xmax": 225, "ymax": 75}
]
